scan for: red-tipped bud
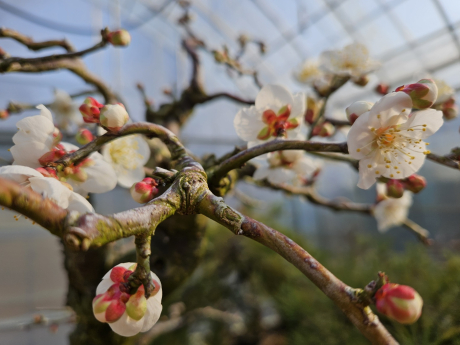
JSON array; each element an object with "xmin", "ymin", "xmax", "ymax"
[
  {"xmin": 312, "ymin": 122, "xmax": 335, "ymax": 137},
  {"xmin": 346, "ymin": 101, "xmax": 373, "ymax": 124},
  {"xmin": 79, "ymin": 97, "xmax": 104, "ymax": 123},
  {"xmin": 130, "ymin": 178, "xmax": 158, "ymax": 204},
  {"xmin": 403, "ymin": 174, "xmax": 426, "ymax": 194},
  {"xmin": 76, "ymin": 128, "xmax": 94, "ymax": 145},
  {"xmin": 107, "ymin": 29, "xmax": 131, "ymax": 47},
  {"xmin": 100, "ymin": 104, "xmax": 129, "ymax": 132},
  {"xmin": 38, "ymin": 147, "xmax": 66, "ymax": 166},
  {"xmin": 375, "ymin": 83, "xmax": 389, "ymax": 95},
  {"xmin": 375, "ymin": 283, "xmax": 423, "ymax": 324},
  {"xmin": 386, "ymin": 179, "xmax": 404, "ymax": 198},
  {"xmin": 442, "ymin": 98, "xmax": 458, "ymax": 120},
  {"xmin": 395, "ymin": 78, "xmax": 438, "ymax": 109},
  {"xmin": 0, "ymin": 109, "xmax": 9, "ymax": 120},
  {"xmin": 36, "ymin": 167, "xmax": 58, "ymax": 179}
]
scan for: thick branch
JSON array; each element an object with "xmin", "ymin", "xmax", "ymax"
[
  {"xmin": 197, "ymin": 192, "xmax": 398, "ymax": 345},
  {"xmin": 0, "ymin": 27, "xmax": 74, "ymax": 52}
]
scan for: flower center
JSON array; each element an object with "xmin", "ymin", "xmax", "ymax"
[
  {"xmin": 109, "ymin": 137, "xmax": 144, "ymax": 170},
  {"xmin": 257, "ymin": 104, "xmax": 299, "ymax": 140}
]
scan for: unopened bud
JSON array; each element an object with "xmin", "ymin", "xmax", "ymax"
[
  {"xmin": 375, "ymin": 283, "xmax": 423, "ymax": 324},
  {"xmin": 100, "ymin": 103, "xmax": 129, "ymax": 132},
  {"xmin": 304, "ymin": 96, "xmax": 322, "ymax": 125},
  {"xmin": 36, "ymin": 167, "xmax": 57, "ymax": 179},
  {"xmin": 346, "ymin": 101, "xmax": 373, "ymax": 124},
  {"xmin": 107, "ymin": 29, "xmax": 131, "ymax": 47},
  {"xmin": 352, "ymin": 75, "xmax": 369, "ymax": 87},
  {"xmin": 212, "ymin": 50, "xmax": 226, "ymax": 63},
  {"xmin": 38, "ymin": 146, "xmax": 66, "ymax": 166},
  {"xmin": 0, "ymin": 109, "xmax": 9, "ymax": 120},
  {"xmin": 403, "ymin": 174, "xmax": 426, "ymax": 194},
  {"xmin": 76, "ymin": 128, "xmax": 94, "ymax": 145},
  {"xmin": 130, "ymin": 178, "xmax": 159, "ymax": 204},
  {"xmin": 386, "ymin": 179, "xmax": 404, "ymax": 198},
  {"xmin": 395, "ymin": 78, "xmax": 438, "ymax": 109},
  {"xmin": 375, "ymin": 83, "xmax": 389, "ymax": 95},
  {"xmin": 312, "ymin": 122, "xmax": 335, "ymax": 137},
  {"xmin": 79, "ymin": 97, "xmax": 104, "ymax": 123},
  {"xmin": 442, "ymin": 98, "xmax": 458, "ymax": 120}
]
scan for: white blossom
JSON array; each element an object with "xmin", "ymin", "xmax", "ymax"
[
  {"xmin": 234, "ymin": 84, "xmax": 305, "ymax": 148},
  {"xmin": 49, "ymin": 89, "xmax": 82, "ymax": 132},
  {"xmin": 347, "ymin": 92, "xmax": 443, "ymax": 189},
  {"xmin": 320, "ymin": 43, "xmax": 380, "ymax": 78},
  {"xmin": 373, "ymin": 183, "xmax": 412, "ymax": 232},
  {"xmin": 101, "ymin": 135, "xmax": 151, "ymax": 188}
]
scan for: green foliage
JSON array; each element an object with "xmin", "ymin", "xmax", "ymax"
[{"xmin": 152, "ymin": 219, "xmax": 460, "ymax": 345}]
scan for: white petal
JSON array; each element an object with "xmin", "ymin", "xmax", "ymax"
[
  {"xmin": 150, "ymin": 271, "xmax": 163, "ymax": 304},
  {"xmin": 117, "ymin": 167, "xmax": 145, "ymax": 188},
  {"xmin": 373, "ymin": 192, "xmax": 412, "ymax": 232},
  {"xmin": 347, "ymin": 112, "xmax": 376, "ymax": 159},
  {"xmin": 96, "ymin": 279, "xmax": 115, "ymax": 295},
  {"xmin": 109, "ymin": 311, "xmax": 144, "ymax": 337},
  {"xmin": 253, "ymin": 166, "xmax": 270, "ymax": 181},
  {"xmin": 293, "ymin": 156, "xmax": 317, "ymax": 176},
  {"xmin": 0, "ymin": 165, "xmax": 42, "ymax": 183},
  {"xmin": 133, "ymin": 136, "xmax": 151, "ymax": 166},
  {"xmin": 60, "ymin": 142, "xmax": 80, "ymax": 152},
  {"xmin": 234, "ymin": 106, "xmax": 264, "ymax": 142},
  {"xmin": 140, "ymin": 299, "xmax": 162, "ymax": 332},
  {"xmin": 13, "ymin": 115, "xmax": 55, "ymax": 145},
  {"xmin": 357, "ymin": 157, "xmax": 378, "ymax": 189},
  {"xmin": 10, "ymin": 142, "xmax": 51, "ymax": 168},
  {"xmin": 267, "ymin": 168, "xmax": 296, "ymax": 185},
  {"xmin": 102, "ymin": 262, "xmax": 136, "ymax": 280},
  {"xmin": 36, "ymin": 104, "xmax": 53, "ymax": 122},
  {"xmin": 291, "ymin": 92, "xmax": 306, "ymax": 120},
  {"xmin": 255, "ymin": 84, "xmax": 294, "ymax": 112},
  {"xmin": 319, "ymin": 51, "xmax": 342, "ymax": 74},
  {"xmin": 78, "ymin": 155, "xmax": 117, "ymax": 194},
  {"xmin": 29, "ymin": 176, "xmax": 72, "ymax": 208},
  {"xmin": 400, "ymin": 109, "xmax": 443, "ymax": 139},
  {"xmin": 68, "ymin": 192, "xmax": 95, "ymax": 213},
  {"xmin": 368, "ymin": 92, "xmax": 412, "ymax": 128}
]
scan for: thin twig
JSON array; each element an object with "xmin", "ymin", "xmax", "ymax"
[{"xmin": 0, "ymin": 27, "xmax": 74, "ymax": 52}]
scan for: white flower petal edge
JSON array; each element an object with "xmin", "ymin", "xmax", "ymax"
[
  {"xmin": 347, "ymin": 92, "xmax": 444, "ymax": 189},
  {"xmin": 373, "ymin": 188, "xmax": 413, "ymax": 232}
]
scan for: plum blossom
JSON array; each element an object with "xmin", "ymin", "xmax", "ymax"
[
  {"xmin": 320, "ymin": 43, "xmax": 380, "ymax": 78},
  {"xmin": 347, "ymin": 92, "xmax": 443, "ymax": 189},
  {"xmin": 0, "ymin": 165, "xmax": 94, "ymax": 213},
  {"xmin": 49, "ymin": 89, "xmax": 82, "ymax": 132},
  {"xmin": 253, "ymin": 150, "xmax": 319, "ymax": 186},
  {"xmin": 93, "ymin": 263, "xmax": 162, "ymax": 337},
  {"xmin": 101, "ymin": 135, "xmax": 151, "ymax": 188},
  {"xmin": 294, "ymin": 59, "xmax": 323, "ymax": 84},
  {"xmin": 373, "ymin": 183, "xmax": 412, "ymax": 232},
  {"xmin": 234, "ymin": 85, "xmax": 305, "ymax": 147},
  {"xmin": 434, "ymin": 79, "xmax": 454, "ymax": 104}
]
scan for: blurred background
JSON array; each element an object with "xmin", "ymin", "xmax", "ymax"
[{"xmin": 0, "ymin": 0, "xmax": 460, "ymax": 344}]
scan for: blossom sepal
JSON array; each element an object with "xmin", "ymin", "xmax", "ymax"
[{"xmin": 375, "ymin": 283, "xmax": 423, "ymax": 324}]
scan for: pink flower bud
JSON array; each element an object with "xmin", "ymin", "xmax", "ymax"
[
  {"xmin": 0, "ymin": 109, "xmax": 9, "ymax": 120},
  {"xmin": 100, "ymin": 104, "xmax": 129, "ymax": 132},
  {"xmin": 386, "ymin": 179, "xmax": 404, "ymax": 198},
  {"xmin": 403, "ymin": 174, "xmax": 426, "ymax": 194},
  {"xmin": 375, "ymin": 83, "xmax": 389, "ymax": 95},
  {"xmin": 130, "ymin": 178, "xmax": 158, "ymax": 204},
  {"xmin": 107, "ymin": 30, "xmax": 131, "ymax": 47},
  {"xmin": 375, "ymin": 283, "xmax": 423, "ymax": 324},
  {"xmin": 442, "ymin": 98, "xmax": 458, "ymax": 120},
  {"xmin": 395, "ymin": 79, "xmax": 438, "ymax": 109},
  {"xmin": 79, "ymin": 97, "xmax": 104, "ymax": 123},
  {"xmin": 346, "ymin": 101, "xmax": 373, "ymax": 124},
  {"xmin": 38, "ymin": 146, "xmax": 66, "ymax": 166},
  {"xmin": 75, "ymin": 128, "xmax": 94, "ymax": 145}
]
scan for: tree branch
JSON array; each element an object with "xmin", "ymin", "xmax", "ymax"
[
  {"xmin": 0, "ymin": 27, "xmax": 74, "ymax": 52},
  {"xmin": 197, "ymin": 191, "xmax": 398, "ymax": 345},
  {"xmin": 198, "ymin": 92, "xmax": 254, "ymax": 105}
]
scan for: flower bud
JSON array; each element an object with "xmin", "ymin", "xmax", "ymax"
[
  {"xmin": 375, "ymin": 283, "xmax": 423, "ymax": 324},
  {"xmin": 76, "ymin": 128, "xmax": 94, "ymax": 145},
  {"xmin": 403, "ymin": 174, "xmax": 426, "ymax": 194},
  {"xmin": 304, "ymin": 96, "xmax": 323, "ymax": 125},
  {"xmin": 212, "ymin": 50, "xmax": 226, "ymax": 63},
  {"xmin": 352, "ymin": 75, "xmax": 369, "ymax": 87},
  {"xmin": 100, "ymin": 103, "xmax": 129, "ymax": 132},
  {"xmin": 442, "ymin": 98, "xmax": 458, "ymax": 120},
  {"xmin": 0, "ymin": 109, "xmax": 9, "ymax": 120},
  {"xmin": 130, "ymin": 178, "xmax": 158, "ymax": 203},
  {"xmin": 79, "ymin": 97, "xmax": 104, "ymax": 123},
  {"xmin": 346, "ymin": 101, "xmax": 373, "ymax": 124},
  {"xmin": 107, "ymin": 29, "xmax": 131, "ymax": 47},
  {"xmin": 312, "ymin": 122, "xmax": 335, "ymax": 137},
  {"xmin": 38, "ymin": 145, "xmax": 66, "ymax": 166},
  {"xmin": 375, "ymin": 83, "xmax": 389, "ymax": 95},
  {"xmin": 36, "ymin": 167, "xmax": 58, "ymax": 179},
  {"xmin": 386, "ymin": 179, "xmax": 404, "ymax": 198},
  {"xmin": 52, "ymin": 127, "xmax": 63, "ymax": 146},
  {"xmin": 395, "ymin": 79, "xmax": 438, "ymax": 109}
]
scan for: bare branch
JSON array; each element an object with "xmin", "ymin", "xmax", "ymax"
[
  {"xmin": 197, "ymin": 191, "xmax": 398, "ymax": 345},
  {"xmin": 198, "ymin": 92, "xmax": 254, "ymax": 105},
  {"xmin": 0, "ymin": 27, "xmax": 74, "ymax": 52}
]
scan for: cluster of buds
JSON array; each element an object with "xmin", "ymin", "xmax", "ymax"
[
  {"xmin": 385, "ymin": 174, "xmax": 427, "ymax": 198},
  {"xmin": 79, "ymin": 97, "xmax": 104, "ymax": 123},
  {"xmin": 375, "ymin": 283, "xmax": 423, "ymax": 324},
  {"xmin": 0, "ymin": 109, "xmax": 9, "ymax": 120},
  {"xmin": 75, "ymin": 128, "xmax": 94, "ymax": 145},
  {"xmin": 79, "ymin": 97, "xmax": 129, "ymax": 132},
  {"xmin": 345, "ymin": 101, "xmax": 373, "ymax": 125},
  {"xmin": 130, "ymin": 178, "xmax": 159, "ymax": 204},
  {"xmin": 106, "ymin": 29, "xmax": 131, "ymax": 47},
  {"xmin": 395, "ymin": 79, "xmax": 438, "ymax": 109}
]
